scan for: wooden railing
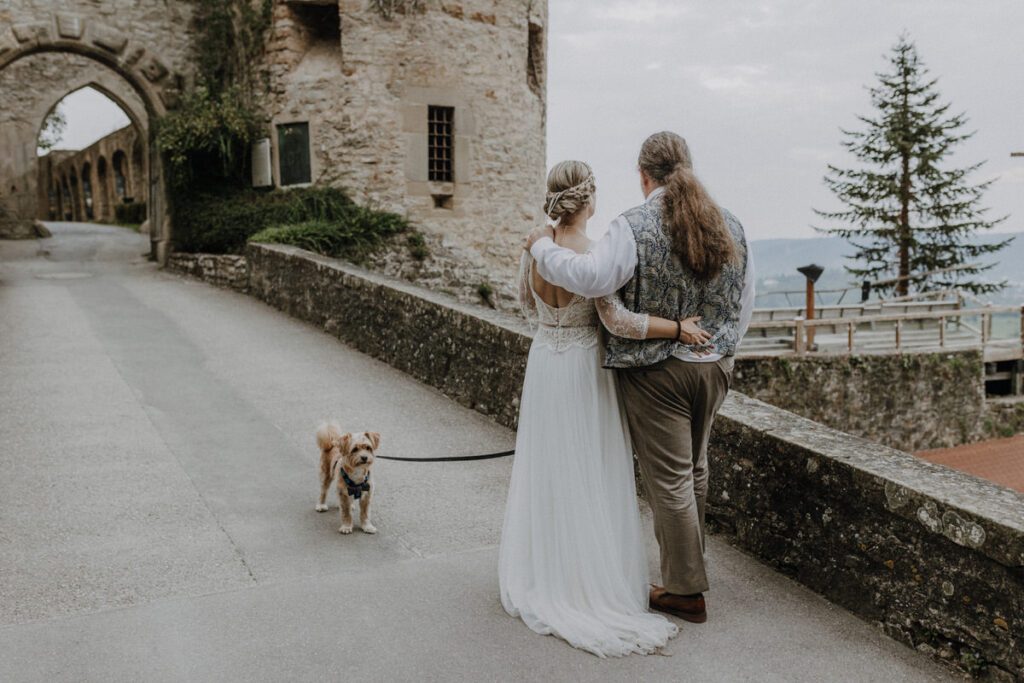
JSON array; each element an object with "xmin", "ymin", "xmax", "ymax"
[{"xmin": 745, "ymin": 305, "xmax": 1024, "ymax": 357}]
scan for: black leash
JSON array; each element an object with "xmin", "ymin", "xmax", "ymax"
[{"xmin": 376, "ymin": 449, "xmax": 514, "ymax": 463}]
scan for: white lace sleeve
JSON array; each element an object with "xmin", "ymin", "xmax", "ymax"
[
  {"xmin": 517, "ymin": 251, "xmax": 538, "ymax": 324},
  {"xmin": 595, "ymin": 295, "xmax": 649, "ymax": 340}
]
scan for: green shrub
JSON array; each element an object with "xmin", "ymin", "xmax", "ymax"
[
  {"xmin": 406, "ymin": 232, "xmax": 429, "ymax": 261},
  {"xmin": 248, "ymin": 206, "xmax": 408, "ymax": 262},
  {"xmin": 172, "ymin": 186, "xmax": 358, "ymax": 254},
  {"xmin": 114, "ymin": 201, "xmax": 147, "ymax": 226},
  {"xmin": 477, "ymin": 282, "xmax": 494, "ymax": 305}
]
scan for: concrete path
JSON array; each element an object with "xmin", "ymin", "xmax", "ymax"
[{"xmin": 0, "ymin": 223, "xmax": 958, "ymax": 682}]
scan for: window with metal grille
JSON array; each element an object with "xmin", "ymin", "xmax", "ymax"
[
  {"xmin": 278, "ymin": 122, "xmax": 312, "ymax": 186},
  {"xmin": 427, "ymin": 106, "xmax": 454, "ymax": 183}
]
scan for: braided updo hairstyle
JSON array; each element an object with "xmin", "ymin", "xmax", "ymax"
[{"xmin": 544, "ymin": 160, "xmax": 596, "ymax": 223}]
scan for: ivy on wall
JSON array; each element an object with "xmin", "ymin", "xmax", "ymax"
[
  {"xmin": 156, "ymin": 0, "xmax": 272, "ymax": 189},
  {"xmin": 192, "ymin": 0, "xmax": 272, "ymax": 99}
]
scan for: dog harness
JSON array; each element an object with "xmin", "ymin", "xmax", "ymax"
[{"xmin": 340, "ymin": 468, "xmax": 371, "ymax": 499}]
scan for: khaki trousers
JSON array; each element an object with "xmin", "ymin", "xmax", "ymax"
[{"xmin": 617, "ymin": 356, "xmax": 732, "ymax": 595}]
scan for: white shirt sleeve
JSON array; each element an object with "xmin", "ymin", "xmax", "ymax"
[
  {"xmin": 529, "ymin": 216, "xmax": 638, "ymax": 298},
  {"xmin": 737, "ymin": 246, "xmax": 756, "ymax": 340}
]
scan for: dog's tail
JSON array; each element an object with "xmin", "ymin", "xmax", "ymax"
[{"xmin": 316, "ymin": 422, "xmax": 342, "ymax": 452}]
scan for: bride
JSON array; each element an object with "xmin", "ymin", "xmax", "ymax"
[{"xmin": 499, "ymin": 161, "xmax": 711, "ymax": 657}]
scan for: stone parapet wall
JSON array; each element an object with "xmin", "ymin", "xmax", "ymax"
[
  {"xmin": 732, "ymin": 352, "xmax": 988, "ymax": 452},
  {"xmin": 246, "ymin": 244, "xmax": 530, "ymax": 428},
  {"xmin": 245, "ymin": 243, "xmax": 1023, "ymax": 678},
  {"xmin": 710, "ymin": 395, "xmax": 1023, "ymax": 679},
  {"xmin": 167, "ymin": 253, "xmax": 248, "ymax": 293}
]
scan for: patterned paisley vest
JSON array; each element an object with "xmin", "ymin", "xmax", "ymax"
[{"xmin": 603, "ymin": 197, "xmax": 748, "ymax": 369}]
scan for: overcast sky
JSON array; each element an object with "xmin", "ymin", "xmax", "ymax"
[
  {"xmin": 547, "ymin": 0, "xmax": 1024, "ymax": 240},
  {"xmin": 53, "ymin": 0, "xmax": 1023, "ymax": 242},
  {"xmin": 43, "ymin": 87, "xmax": 129, "ymax": 154}
]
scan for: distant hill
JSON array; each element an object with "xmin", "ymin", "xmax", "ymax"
[{"xmin": 749, "ymin": 231, "xmax": 1022, "ymax": 308}]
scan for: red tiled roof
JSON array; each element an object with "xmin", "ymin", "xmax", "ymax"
[{"xmin": 916, "ymin": 435, "xmax": 1024, "ymax": 493}]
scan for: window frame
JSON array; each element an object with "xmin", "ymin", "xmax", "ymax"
[
  {"xmin": 277, "ymin": 121, "xmax": 313, "ymax": 188},
  {"xmin": 427, "ymin": 105, "xmax": 455, "ymax": 184}
]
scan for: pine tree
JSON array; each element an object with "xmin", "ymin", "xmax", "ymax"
[{"xmin": 815, "ymin": 34, "xmax": 1011, "ymax": 297}]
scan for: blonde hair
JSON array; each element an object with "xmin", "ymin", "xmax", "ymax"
[
  {"xmin": 639, "ymin": 132, "xmax": 736, "ymax": 281},
  {"xmin": 544, "ymin": 160, "xmax": 595, "ymax": 222}
]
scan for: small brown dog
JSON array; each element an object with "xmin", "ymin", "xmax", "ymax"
[{"xmin": 315, "ymin": 422, "xmax": 380, "ymax": 534}]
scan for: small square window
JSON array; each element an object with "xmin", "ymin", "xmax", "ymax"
[
  {"xmin": 427, "ymin": 106, "xmax": 454, "ymax": 183},
  {"xmin": 278, "ymin": 122, "xmax": 312, "ymax": 186}
]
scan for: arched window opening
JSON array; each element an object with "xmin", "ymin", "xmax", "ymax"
[
  {"xmin": 68, "ymin": 169, "xmax": 80, "ymax": 221},
  {"xmin": 112, "ymin": 151, "xmax": 128, "ymax": 202},
  {"xmin": 60, "ymin": 177, "xmax": 72, "ymax": 220},
  {"xmin": 48, "ymin": 183, "xmax": 59, "ymax": 220},
  {"xmin": 96, "ymin": 156, "xmax": 110, "ymax": 221},
  {"xmin": 81, "ymin": 162, "xmax": 94, "ymax": 220}
]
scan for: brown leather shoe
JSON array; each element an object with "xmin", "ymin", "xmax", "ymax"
[{"xmin": 649, "ymin": 584, "xmax": 707, "ymax": 624}]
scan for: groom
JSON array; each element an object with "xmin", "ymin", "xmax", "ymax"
[{"xmin": 525, "ymin": 131, "xmax": 754, "ymax": 623}]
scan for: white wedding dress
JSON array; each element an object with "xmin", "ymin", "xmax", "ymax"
[{"xmin": 498, "ymin": 253, "xmax": 678, "ymax": 657}]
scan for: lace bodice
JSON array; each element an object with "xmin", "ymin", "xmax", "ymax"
[{"xmin": 518, "ymin": 252, "xmax": 649, "ymax": 352}]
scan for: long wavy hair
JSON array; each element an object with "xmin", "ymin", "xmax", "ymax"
[{"xmin": 638, "ymin": 132, "xmax": 736, "ymax": 281}]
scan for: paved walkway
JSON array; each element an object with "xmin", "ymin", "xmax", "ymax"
[{"xmin": 0, "ymin": 223, "xmax": 957, "ymax": 682}]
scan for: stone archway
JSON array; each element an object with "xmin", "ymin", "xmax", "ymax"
[
  {"xmin": 33, "ymin": 77, "xmax": 149, "ymax": 224},
  {"xmin": 0, "ymin": 12, "xmax": 185, "ymax": 263}
]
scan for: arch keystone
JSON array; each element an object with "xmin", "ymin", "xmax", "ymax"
[{"xmin": 56, "ymin": 14, "xmax": 84, "ymax": 40}]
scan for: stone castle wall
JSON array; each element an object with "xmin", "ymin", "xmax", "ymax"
[
  {"xmin": 167, "ymin": 253, "xmax": 249, "ymax": 292},
  {"xmin": 732, "ymin": 352, "xmax": 990, "ymax": 452}
]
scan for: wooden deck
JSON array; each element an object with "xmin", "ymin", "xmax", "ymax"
[{"xmin": 739, "ymin": 300, "xmax": 1024, "ymax": 395}]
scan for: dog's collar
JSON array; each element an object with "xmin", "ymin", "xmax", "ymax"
[{"xmin": 340, "ymin": 468, "xmax": 371, "ymax": 499}]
